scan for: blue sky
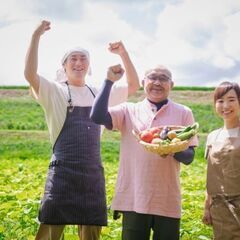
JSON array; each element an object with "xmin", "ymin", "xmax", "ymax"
[{"xmin": 0, "ymin": 0, "xmax": 240, "ymax": 86}]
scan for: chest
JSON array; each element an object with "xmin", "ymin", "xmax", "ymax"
[
  {"xmin": 129, "ymin": 104, "xmax": 184, "ymax": 131},
  {"xmin": 62, "ymin": 85, "xmax": 96, "ymax": 106}
]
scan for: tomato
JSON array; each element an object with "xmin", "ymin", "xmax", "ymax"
[
  {"xmin": 140, "ymin": 130, "xmax": 154, "ymax": 143},
  {"xmin": 149, "ymin": 127, "xmax": 160, "ymax": 135}
]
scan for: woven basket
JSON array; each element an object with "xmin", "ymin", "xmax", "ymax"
[{"xmin": 132, "ymin": 126, "xmax": 191, "ymax": 155}]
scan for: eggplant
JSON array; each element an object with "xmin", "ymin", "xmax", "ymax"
[{"xmin": 159, "ymin": 126, "xmax": 170, "ymax": 140}]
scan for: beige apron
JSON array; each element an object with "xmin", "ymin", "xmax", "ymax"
[{"xmin": 206, "ymin": 127, "xmax": 240, "ymax": 240}]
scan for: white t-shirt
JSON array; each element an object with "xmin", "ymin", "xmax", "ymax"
[
  {"xmin": 33, "ymin": 76, "xmax": 128, "ymax": 146},
  {"xmin": 206, "ymin": 127, "xmax": 240, "ymax": 145}
]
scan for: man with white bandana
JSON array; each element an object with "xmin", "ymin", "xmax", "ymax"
[{"xmin": 24, "ymin": 20, "xmax": 140, "ymax": 240}]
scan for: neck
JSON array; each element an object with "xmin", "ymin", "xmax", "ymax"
[
  {"xmin": 148, "ymin": 98, "xmax": 168, "ymax": 104},
  {"xmin": 224, "ymin": 117, "xmax": 240, "ymax": 129},
  {"xmin": 147, "ymin": 98, "xmax": 168, "ymax": 111},
  {"xmin": 68, "ymin": 78, "xmax": 85, "ymax": 87}
]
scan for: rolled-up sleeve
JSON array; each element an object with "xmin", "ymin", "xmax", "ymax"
[
  {"xmin": 109, "ymin": 84, "xmax": 128, "ymax": 107},
  {"xmin": 109, "ymin": 103, "xmax": 127, "ymax": 131}
]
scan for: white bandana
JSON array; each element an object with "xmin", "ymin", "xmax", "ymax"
[{"xmin": 55, "ymin": 47, "xmax": 91, "ymax": 83}]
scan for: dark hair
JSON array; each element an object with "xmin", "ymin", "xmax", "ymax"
[{"xmin": 214, "ymin": 81, "xmax": 240, "ymax": 104}]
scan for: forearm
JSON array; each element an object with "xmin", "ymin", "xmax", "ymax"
[
  {"xmin": 90, "ymin": 80, "xmax": 113, "ymax": 129},
  {"xmin": 120, "ymin": 52, "xmax": 140, "ymax": 95},
  {"xmin": 174, "ymin": 146, "xmax": 195, "ymax": 165},
  {"xmin": 24, "ymin": 32, "xmax": 40, "ymax": 93}
]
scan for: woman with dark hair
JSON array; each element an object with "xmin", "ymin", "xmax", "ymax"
[{"xmin": 202, "ymin": 82, "xmax": 240, "ymax": 239}]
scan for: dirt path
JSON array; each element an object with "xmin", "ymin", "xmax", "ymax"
[
  {"xmin": 128, "ymin": 89, "xmax": 213, "ymax": 104},
  {"xmin": 0, "ymin": 88, "xmax": 214, "ymax": 104},
  {"xmin": 0, "ymin": 89, "xmax": 29, "ymax": 98}
]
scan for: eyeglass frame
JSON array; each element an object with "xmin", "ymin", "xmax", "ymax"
[{"xmin": 145, "ymin": 74, "xmax": 171, "ymax": 83}]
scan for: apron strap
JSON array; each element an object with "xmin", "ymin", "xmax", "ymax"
[
  {"xmin": 65, "ymin": 82, "xmax": 96, "ymax": 112},
  {"xmin": 85, "ymin": 84, "xmax": 96, "ymax": 98}
]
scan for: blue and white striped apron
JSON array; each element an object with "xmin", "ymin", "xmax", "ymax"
[{"xmin": 38, "ymin": 84, "xmax": 107, "ymax": 225}]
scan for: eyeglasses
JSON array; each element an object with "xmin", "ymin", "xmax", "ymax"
[{"xmin": 146, "ymin": 75, "xmax": 170, "ymax": 83}]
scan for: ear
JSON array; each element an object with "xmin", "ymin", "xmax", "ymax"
[
  {"xmin": 170, "ymin": 80, "xmax": 174, "ymax": 89},
  {"xmin": 62, "ymin": 63, "xmax": 66, "ymax": 72},
  {"xmin": 141, "ymin": 79, "xmax": 145, "ymax": 87}
]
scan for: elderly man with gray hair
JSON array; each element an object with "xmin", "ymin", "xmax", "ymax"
[
  {"xmin": 91, "ymin": 65, "xmax": 198, "ymax": 240},
  {"xmin": 24, "ymin": 20, "xmax": 140, "ymax": 240}
]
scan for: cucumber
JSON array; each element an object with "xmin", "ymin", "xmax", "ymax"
[
  {"xmin": 179, "ymin": 125, "xmax": 192, "ymax": 134},
  {"xmin": 191, "ymin": 122, "xmax": 199, "ymax": 130},
  {"xmin": 177, "ymin": 122, "xmax": 199, "ymax": 135},
  {"xmin": 177, "ymin": 129, "xmax": 196, "ymax": 141}
]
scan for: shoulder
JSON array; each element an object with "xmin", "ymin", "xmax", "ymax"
[
  {"xmin": 207, "ymin": 129, "xmax": 221, "ymax": 145},
  {"xmin": 39, "ymin": 76, "xmax": 65, "ymax": 91},
  {"xmin": 85, "ymin": 83, "xmax": 98, "ymax": 95},
  {"xmin": 169, "ymin": 101, "xmax": 192, "ymax": 112}
]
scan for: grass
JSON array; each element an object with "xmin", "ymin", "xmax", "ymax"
[{"xmin": 0, "ymin": 88, "xmax": 219, "ymax": 239}]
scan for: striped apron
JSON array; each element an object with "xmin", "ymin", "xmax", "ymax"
[
  {"xmin": 38, "ymin": 84, "xmax": 107, "ymax": 226},
  {"xmin": 206, "ymin": 128, "xmax": 240, "ymax": 239}
]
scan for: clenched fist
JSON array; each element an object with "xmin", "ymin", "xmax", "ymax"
[
  {"xmin": 108, "ymin": 41, "xmax": 127, "ymax": 57},
  {"xmin": 107, "ymin": 64, "xmax": 125, "ymax": 82},
  {"xmin": 33, "ymin": 20, "xmax": 51, "ymax": 38}
]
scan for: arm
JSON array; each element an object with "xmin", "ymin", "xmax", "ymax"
[
  {"xmin": 173, "ymin": 146, "xmax": 195, "ymax": 165},
  {"xmin": 108, "ymin": 41, "xmax": 140, "ymax": 95},
  {"xmin": 90, "ymin": 64, "xmax": 124, "ymax": 128},
  {"xmin": 24, "ymin": 20, "xmax": 51, "ymax": 94},
  {"xmin": 202, "ymin": 192, "xmax": 212, "ymax": 225}
]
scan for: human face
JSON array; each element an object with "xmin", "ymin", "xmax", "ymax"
[
  {"xmin": 215, "ymin": 89, "xmax": 240, "ymax": 123},
  {"xmin": 63, "ymin": 52, "xmax": 89, "ymax": 85},
  {"xmin": 143, "ymin": 70, "xmax": 173, "ymax": 103}
]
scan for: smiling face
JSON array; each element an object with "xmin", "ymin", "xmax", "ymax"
[
  {"xmin": 142, "ymin": 68, "xmax": 174, "ymax": 103},
  {"xmin": 63, "ymin": 52, "xmax": 90, "ymax": 86},
  {"xmin": 215, "ymin": 89, "xmax": 240, "ymax": 122}
]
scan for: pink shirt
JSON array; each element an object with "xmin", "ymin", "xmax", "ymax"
[{"xmin": 109, "ymin": 98, "xmax": 198, "ymax": 218}]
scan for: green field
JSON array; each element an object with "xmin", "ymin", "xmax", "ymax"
[{"xmin": 0, "ymin": 88, "xmax": 222, "ymax": 239}]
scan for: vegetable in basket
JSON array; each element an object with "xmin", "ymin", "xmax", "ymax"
[{"xmin": 139, "ymin": 122, "xmax": 199, "ymax": 144}]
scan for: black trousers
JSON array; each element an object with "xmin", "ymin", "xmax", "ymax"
[{"xmin": 122, "ymin": 211, "xmax": 180, "ymax": 240}]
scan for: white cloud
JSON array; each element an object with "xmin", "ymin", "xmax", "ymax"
[
  {"xmin": 0, "ymin": 0, "xmax": 240, "ymax": 86},
  {"xmin": 0, "ymin": 0, "xmax": 36, "ymax": 22},
  {"xmin": 223, "ymin": 11, "xmax": 240, "ymax": 60}
]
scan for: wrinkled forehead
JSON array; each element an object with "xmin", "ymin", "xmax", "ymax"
[
  {"xmin": 145, "ymin": 66, "xmax": 172, "ymax": 79},
  {"xmin": 61, "ymin": 48, "xmax": 90, "ymax": 65}
]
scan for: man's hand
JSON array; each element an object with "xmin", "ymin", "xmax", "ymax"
[
  {"xmin": 107, "ymin": 64, "xmax": 125, "ymax": 82},
  {"xmin": 33, "ymin": 20, "xmax": 51, "ymax": 38},
  {"xmin": 108, "ymin": 41, "xmax": 127, "ymax": 57}
]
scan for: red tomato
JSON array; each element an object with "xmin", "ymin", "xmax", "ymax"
[
  {"xmin": 140, "ymin": 130, "xmax": 154, "ymax": 143},
  {"xmin": 149, "ymin": 127, "xmax": 160, "ymax": 135}
]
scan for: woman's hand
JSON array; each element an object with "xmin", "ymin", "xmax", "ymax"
[
  {"xmin": 202, "ymin": 207, "xmax": 212, "ymax": 225},
  {"xmin": 202, "ymin": 194, "xmax": 213, "ymax": 226}
]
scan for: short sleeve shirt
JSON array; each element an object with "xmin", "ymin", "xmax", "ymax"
[
  {"xmin": 32, "ymin": 76, "xmax": 128, "ymax": 146},
  {"xmin": 109, "ymin": 98, "xmax": 198, "ymax": 218},
  {"xmin": 205, "ymin": 127, "xmax": 240, "ymax": 158}
]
